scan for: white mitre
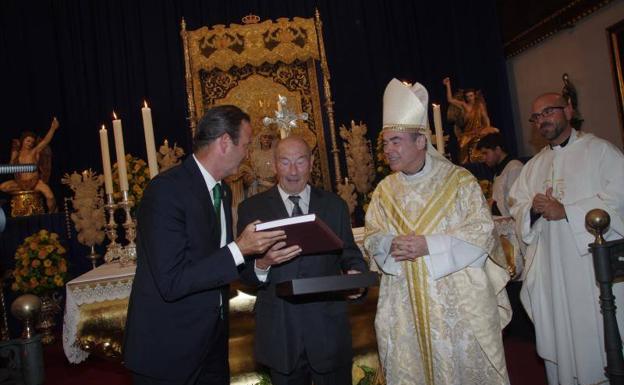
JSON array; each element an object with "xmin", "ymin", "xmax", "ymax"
[
  {"xmin": 382, "ymin": 78, "xmax": 448, "ymax": 161},
  {"xmin": 383, "ymin": 78, "xmax": 429, "ymax": 133}
]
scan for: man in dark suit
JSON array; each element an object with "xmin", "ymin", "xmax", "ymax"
[
  {"xmin": 124, "ymin": 105, "xmax": 286, "ymax": 385},
  {"xmin": 237, "ymin": 135, "xmax": 367, "ymax": 385}
]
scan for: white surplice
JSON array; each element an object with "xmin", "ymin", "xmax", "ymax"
[
  {"xmin": 509, "ymin": 129, "xmax": 624, "ymax": 385},
  {"xmin": 492, "ymin": 158, "xmax": 523, "ymax": 217}
]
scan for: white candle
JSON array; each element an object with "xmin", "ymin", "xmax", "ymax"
[
  {"xmin": 99, "ymin": 125, "xmax": 114, "ymax": 195},
  {"xmin": 432, "ymin": 104, "xmax": 445, "ymax": 155},
  {"xmin": 112, "ymin": 112, "xmax": 129, "ymax": 191},
  {"xmin": 277, "ymin": 95, "xmax": 283, "ymax": 113},
  {"xmin": 141, "ymin": 101, "xmax": 159, "ymax": 178}
]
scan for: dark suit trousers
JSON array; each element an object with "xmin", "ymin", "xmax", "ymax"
[
  {"xmin": 269, "ymin": 351, "xmax": 352, "ymax": 385},
  {"xmin": 133, "ymin": 312, "xmax": 229, "ymax": 385}
]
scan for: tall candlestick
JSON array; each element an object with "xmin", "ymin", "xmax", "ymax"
[
  {"xmin": 432, "ymin": 104, "xmax": 445, "ymax": 155},
  {"xmin": 112, "ymin": 112, "xmax": 129, "ymax": 191},
  {"xmin": 99, "ymin": 125, "xmax": 114, "ymax": 195},
  {"xmin": 141, "ymin": 101, "xmax": 159, "ymax": 178}
]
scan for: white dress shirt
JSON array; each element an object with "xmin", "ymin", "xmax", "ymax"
[{"xmin": 192, "ymin": 155, "xmax": 244, "ymax": 266}]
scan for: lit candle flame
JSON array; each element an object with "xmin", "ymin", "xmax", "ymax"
[
  {"xmin": 143, "ymin": 100, "xmax": 148, "ymax": 108},
  {"xmin": 113, "ymin": 111, "xmax": 118, "ymax": 120}
]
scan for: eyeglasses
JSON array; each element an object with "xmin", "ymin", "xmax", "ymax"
[{"xmin": 528, "ymin": 106, "xmax": 565, "ymax": 123}]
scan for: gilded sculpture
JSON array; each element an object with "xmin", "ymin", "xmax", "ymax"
[
  {"xmin": 443, "ymin": 77, "xmax": 498, "ymax": 164},
  {"xmin": 0, "ymin": 117, "xmax": 59, "ymax": 213}
]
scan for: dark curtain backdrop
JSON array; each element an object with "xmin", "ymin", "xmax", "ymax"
[{"xmin": 0, "ymin": 0, "xmax": 515, "ymax": 202}]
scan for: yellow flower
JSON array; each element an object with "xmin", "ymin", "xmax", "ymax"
[
  {"xmin": 54, "ymin": 275, "xmax": 64, "ymax": 287},
  {"xmin": 50, "ymin": 233, "xmax": 58, "ymax": 240},
  {"xmin": 57, "ymin": 246, "xmax": 66, "ymax": 254},
  {"xmin": 43, "ymin": 260, "xmax": 52, "ymax": 267}
]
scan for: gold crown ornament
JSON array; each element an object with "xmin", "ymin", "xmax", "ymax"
[{"xmin": 242, "ymin": 14, "xmax": 260, "ymax": 24}]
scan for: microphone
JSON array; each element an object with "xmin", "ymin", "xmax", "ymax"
[{"xmin": 0, "ymin": 164, "xmax": 37, "ymax": 175}]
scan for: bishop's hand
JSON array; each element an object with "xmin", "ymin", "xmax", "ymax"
[{"xmin": 390, "ymin": 234, "xmax": 429, "ymax": 261}]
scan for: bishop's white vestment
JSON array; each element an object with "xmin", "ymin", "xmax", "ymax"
[
  {"xmin": 365, "ymin": 154, "xmax": 511, "ymax": 385},
  {"xmin": 509, "ymin": 129, "xmax": 624, "ymax": 385}
]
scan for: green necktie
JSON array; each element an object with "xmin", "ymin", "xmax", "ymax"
[{"xmin": 212, "ymin": 183, "xmax": 222, "ymax": 226}]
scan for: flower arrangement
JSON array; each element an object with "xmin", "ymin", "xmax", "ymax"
[
  {"xmin": 12, "ymin": 229, "xmax": 68, "ymax": 295},
  {"xmin": 113, "ymin": 154, "xmax": 150, "ymax": 205}
]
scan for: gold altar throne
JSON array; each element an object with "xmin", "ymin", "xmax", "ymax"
[{"xmin": 181, "ymin": 11, "xmax": 344, "ymax": 191}]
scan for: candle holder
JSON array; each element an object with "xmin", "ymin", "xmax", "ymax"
[
  {"xmin": 118, "ymin": 190, "xmax": 137, "ymax": 266},
  {"xmin": 103, "ymin": 194, "xmax": 122, "ymax": 263},
  {"xmin": 86, "ymin": 245, "xmax": 101, "ymax": 270}
]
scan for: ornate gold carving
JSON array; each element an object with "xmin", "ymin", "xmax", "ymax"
[
  {"xmin": 10, "ymin": 191, "xmax": 45, "ymax": 217},
  {"xmin": 181, "ymin": 14, "xmax": 334, "ymax": 190},
  {"xmin": 241, "ymin": 14, "xmax": 261, "ymax": 25},
  {"xmin": 77, "ymin": 297, "xmax": 128, "ymax": 359},
  {"xmin": 185, "ymin": 17, "xmax": 319, "ymax": 72}
]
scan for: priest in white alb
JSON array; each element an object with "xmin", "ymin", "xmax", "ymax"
[
  {"xmin": 364, "ymin": 78, "xmax": 511, "ymax": 385},
  {"xmin": 509, "ymin": 92, "xmax": 624, "ymax": 385}
]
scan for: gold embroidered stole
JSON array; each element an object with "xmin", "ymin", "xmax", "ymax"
[{"xmin": 378, "ymin": 167, "xmax": 467, "ymax": 385}]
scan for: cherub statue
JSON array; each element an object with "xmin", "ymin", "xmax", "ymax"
[
  {"xmin": 0, "ymin": 117, "xmax": 59, "ymax": 212},
  {"xmin": 443, "ymin": 78, "xmax": 498, "ymax": 164}
]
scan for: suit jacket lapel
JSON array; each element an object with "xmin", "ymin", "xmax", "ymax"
[
  {"xmin": 308, "ymin": 186, "xmax": 325, "ymax": 217},
  {"xmin": 183, "ymin": 157, "xmax": 221, "ymax": 244},
  {"xmin": 266, "ymin": 186, "xmax": 290, "ymax": 219}
]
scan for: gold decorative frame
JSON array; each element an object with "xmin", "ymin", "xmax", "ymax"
[
  {"xmin": 180, "ymin": 11, "xmax": 342, "ymax": 190},
  {"xmin": 608, "ymin": 18, "xmax": 624, "ymax": 146}
]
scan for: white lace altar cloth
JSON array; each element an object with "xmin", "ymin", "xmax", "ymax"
[{"xmin": 62, "ymin": 262, "xmax": 136, "ymax": 363}]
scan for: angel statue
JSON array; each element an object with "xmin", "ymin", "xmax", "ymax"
[
  {"xmin": 0, "ymin": 117, "xmax": 59, "ymax": 212},
  {"xmin": 443, "ymin": 77, "xmax": 498, "ymax": 164}
]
